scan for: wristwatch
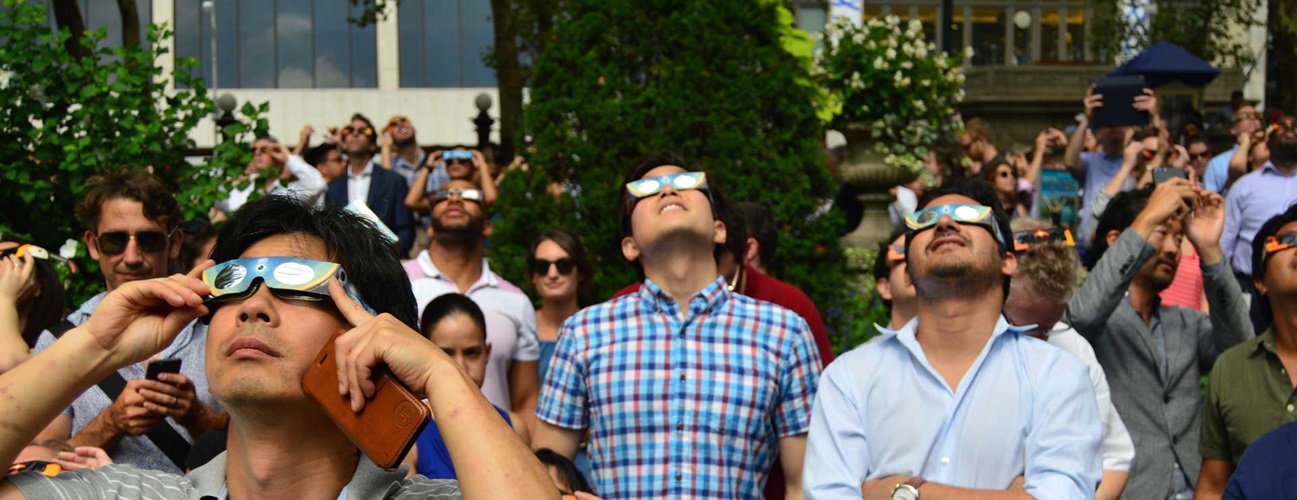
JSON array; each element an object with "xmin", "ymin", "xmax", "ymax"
[{"xmin": 891, "ymin": 477, "xmax": 926, "ymax": 500}]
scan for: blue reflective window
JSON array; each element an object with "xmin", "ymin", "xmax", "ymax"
[
  {"xmin": 399, "ymin": 0, "xmax": 497, "ymax": 88},
  {"xmin": 174, "ymin": 0, "xmax": 377, "ymax": 88}
]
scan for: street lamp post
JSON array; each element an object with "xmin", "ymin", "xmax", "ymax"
[
  {"xmin": 473, "ymin": 93, "xmax": 494, "ymax": 150},
  {"xmin": 215, "ymin": 94, "xmax": 238, "ymax": 143}
]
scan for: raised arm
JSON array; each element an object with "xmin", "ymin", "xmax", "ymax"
[
  {"xmin": 0, "ymin": 254, "xmax": 36, "ymax": 374},
  {"xmin": 0, "ymin": 270, "xmax": 211, "ymax": 470},
  {"xmin": 1184, "ymin": 188, "xmax": 1253, "ymax": 368},
  {"xmin": 1065, "ymin": 86, "xmax": 1101, "ymax": 175},
  {"xmin": 1227, "ymin": 133, "xmax": 1252, "ymax": 188},
  {"xmin": 471, "ymin": 149, "xmax": 498, "ymax": 205},
  {"xmin": 404, "ymin": 151, "xmax": 441, "ymax": 213},
  {"xmin": 328, "ymin": 280, "xmax": 557, "ymax": 499}
]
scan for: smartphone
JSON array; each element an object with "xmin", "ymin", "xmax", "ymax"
[
  {"xmin": 1152, "ymin": 167, "xmax": 1187, "ymax": 185},
  {"xmin": 145, "ymin": 358, "xmax": 182, "ymax": 381},
  {"xmin": 301, "ymin": 329, "xmax": 430, "ymax": 470}
]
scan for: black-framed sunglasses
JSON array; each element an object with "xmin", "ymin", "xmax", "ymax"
[
  {"xmin": 1188, "ymin": 151, "xmax": 1211, "ymax": 160},
  {"xmin": 532, "ymin": 258, "xmax": 575, "ymax": 276},
  {"xmin": 94, "ymin": 230, "xmax": 171, "ymax": 255}
]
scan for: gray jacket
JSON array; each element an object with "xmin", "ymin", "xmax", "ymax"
[{"xmin": 1065, "ymin": 229, "xmax": 1252, "ymax": 500}]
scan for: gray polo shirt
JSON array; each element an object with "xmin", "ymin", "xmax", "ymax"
[
  {"xmin": 10, "ymin": 452, "xmax": 462, "ymax": 499},
  {"xmin": 33, "ymin": 292, "xmax": 221, "ymax": 474}
]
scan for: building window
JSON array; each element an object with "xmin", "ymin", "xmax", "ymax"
[
  {"xmin": 860, "ymin": 0, "xmax": 1092, "ymax": 66},
  {"xmin": 21, "ymin": 0, "xmax": 154, "ymax": 50},
  {"xmin": 173, "ymin": 0, "xmax": 378, "ymax": 89},
  {"xmin": 398, "ymin": 0, "xmax": 496, "ymax": 88}
]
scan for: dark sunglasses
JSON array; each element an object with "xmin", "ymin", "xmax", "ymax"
[
  {"xmin": 342, "ymin": 126, "xmax": 375, "ymax": 138},
  {"xmin": 1188, "ymin": 151, "xmax": 1211, "ymax": 160},
  {"xmin": 532, "ymin": 258, "xmax": 575, "ymax": 276},
  {"xmin": 94, "ymin": 230, "xmax": 171, "ymax": 255}
]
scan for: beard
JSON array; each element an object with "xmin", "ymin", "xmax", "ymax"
[
  {"xmin": 911, "ymin": 250, "xmax": 1003, "ymax": 302},
  {"xmin": 431, "ymin": 212, "xmax": 486, "ymax": 241}
]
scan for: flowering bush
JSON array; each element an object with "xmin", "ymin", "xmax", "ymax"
[{"xmin": 816, "ymin": 16, "xmax": 969, "ymax": 173}]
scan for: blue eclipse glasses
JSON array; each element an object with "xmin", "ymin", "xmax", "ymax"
[
  {"xmin": 904, "ymin": 203, "xmax": 1007, "ymax": 248},
  {"xmin": 202, "ymin": 257, "xmax": 375, "ymax": 315}
]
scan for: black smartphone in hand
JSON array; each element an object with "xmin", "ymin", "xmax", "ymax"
[{"xmin": 145, "ymin": 358, "xmax": 182, "ymax": 381}]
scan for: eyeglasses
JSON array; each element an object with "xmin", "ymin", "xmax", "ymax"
[
  {"xmin": 202, "ymin": 257, "xmax": 374, "ymax": 313},
  {"xmin": 1189, "ymin": 151, "xmax": 1211, "ymax": 160},
  {"xmin": 625, "ymin": 172, "xmax": 708, "ymax": 199},
  {"xmin": 385, "ymin": 116, "xmax": 409, "ymax": 131},
  {"xmin": 1263, "ymin": 232, "xmax": 1297, "ymax": 265},
  {"xmin": 443, "ymin": 150, "xmax": 473, "ymax": 162},
  {"xmin": 94, "ymin": 230, "xmax": 171, "ymax": 256},
  {"xmin": 341, "ymin": 126, "xmax": 375, "ymax": 138},
  {"xmin": 1233, "ymin": 112, "xmax": 1258, "ymax": 123},
  {"xmin": 0, "ymin": 244, "xmax": 79, "ymax": 273},
  {"xmin": 904, "ymin": 203, "xmax": 1006, "ymax": 247},
  {"xmin": 532, "ymin": 258, "xmax": 575, "ymax": 276},
  {"xmin": 432, "ymin": 188, "xmax": 485, "ymax": 204},
  {"xmin": 1012, "ymin": 228, "xmax": 1075, "ymax": 252},
  {"xmin": 886, "ymin": 244, "xmax": 906, "ymax": 263},
  {"xmin": 1140, "ymin": 149, "xmax": 1180, "ymax": 161},
  {"xmin": 255, "ymin": 145, "xmax": 273, "ymax": 154}
]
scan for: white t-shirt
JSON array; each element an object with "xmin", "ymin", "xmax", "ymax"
[
  {"xmin": 404, "ymin": 252, "xmax": 539, "ymax": 410},
  {"xmin": 1046, "ymin": 322, "xmax": 1136, "ymax": 473}
]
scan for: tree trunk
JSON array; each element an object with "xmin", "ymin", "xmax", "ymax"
[
  {"xmin": 51, "ymin": 0, "xmax": 90, "ymax": 59},
  {"xmin": 1272, "ymin": 0, "xmax": 1297, "ymax": 114},
  {"xmin": 492, "ymin": 0, "xmax": 524, "ymax": 160},
  {"xmin": 117, "ymin": 0, "xmax": 141, "ymax": 48}
]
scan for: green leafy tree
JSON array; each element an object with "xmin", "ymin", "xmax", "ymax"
[
  {"xmin": 492, "ymin": 0, "xmax": 860, "ymax": 345},
  {"xmin": 0, "ymin": 0, "xmax": 267, "ymax": 307},
  {"xmin": 1089, "ymin": 0, "xmax": 1265, "ymax": 68}
]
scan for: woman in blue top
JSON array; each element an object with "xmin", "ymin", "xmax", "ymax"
[
  {"xmin": 408, "ymin": 293, "xmax": 530, "ymax": 479},
  {"xmin": 528, "ymin": 230, "xmax": 595, "ymax": 380}
]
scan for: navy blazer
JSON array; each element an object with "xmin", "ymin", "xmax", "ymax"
[{"xmin": 326, "ymin": 165, "xmax": 414, "ymax": 255}]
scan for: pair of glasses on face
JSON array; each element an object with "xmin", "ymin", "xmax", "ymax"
[
  {"xmin": 1234, "ymin": 112, "xmax": 1258, "ymax": 123},
  {"xmin": 341, "ymin": 126, "xmax": 375, "ymax": 138},
  {"xmin": 385, "ymin": 116, "xmax": 409, "ymax": 130},
  {"xmin": 1189, "ymin": 151, "xmax": 1211, "ymax": 160},
  {"xmin": 886, "ymin": 244, "xmax": 906, "ymax": 263},
  {"xmin": 94, "ymin": 230, "xmax": 171, "ymax": 256},
  {"xmin": 432, "ymin": 188, "xmax": 485, "ymax": 204},
  {"xmin": 904, "ymin": 204, "xmax": 1006, "ymax": 247},
  {"xmin": 1264, "ymin": 232, "xmax": 1297, "ymax": 265},
  {"xmin": 625, "ymin": 172, "xmax": 708, "ymax": 199},
  {"xmin": 1141, "ymin": 149, "xmax": 1179, "ymax": 161},
  {"xmin": 202, "ymin": 257, "xmax": 375, "ymax": 314},
  {"xmin": 443, "ymin": 150, "xmax": 473, "ymax": 162},
  {"xmin": 532, "ymin": 258, "xmax": 575, "ymax": 276},
  {"xmin": 1012, "ymin": 228, "xmax": 1075, "ymax": 252}
]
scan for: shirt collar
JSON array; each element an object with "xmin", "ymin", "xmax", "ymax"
[
  {"xmin": 876, "ymin": 314, "xmax": 1028, "ymax": 340},
  {"xmin": 636, "ymin": 275, "xmax": 730, "ymax": 317},
  {"xmin": 414, "ymin": 250, "xmax": 497, "ymax": 288},
  {"xmin": 348, "ymin": 161, "xmax": 374, "ymax": 179},
  {"xmin": 1258, "ymin": 161, "xmax": 1296, "ymax": 176},
  {"xmin": 1252, "ymin": 326, "xmax": 1279, "ymax": 357},
  {"xmin": 194, "ymin": 452, "xmax": 409, "ymax": 499}
]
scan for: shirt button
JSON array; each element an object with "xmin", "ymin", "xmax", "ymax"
[
  {"xmin": 677, "ymin": 422, "xmax": 684, "ymax": 431},
  {"xmin": 679, "ymin": 374, "xmax": 686, "ymax": 381},
  {"xmin": 941, "ymin": 457, "xmax": 950, "ymax": 465},
  {"xmin": 676, "ymin": 472, "xmax": 682, "ymax": 481},
  {"xmin": 1288, "ymin": 404, "xmax": 1295, "ymax": 413}
]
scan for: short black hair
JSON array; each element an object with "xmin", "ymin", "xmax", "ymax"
[
  {"xmin": 734, "ymin": 202, "xmax": 777, "ymax": 269},
  {"xmin": 419, "ymin": 293, "xmax": 487, "ymax": 342},
  {"xmin": 350, "ymin": 113, "xmax": 379, "ymax": 148},
  {"xmin": 909, "ymin": 177, "xmax": 1013, "ymax": 298},
  {"xmin": 6, "ymin": 243, "xmax": 65, "ymax": 348},
  {"xmin": 1253, "ymin": 203, "xmax": 1297, "ymax": 282},
  {"xmin": 178, "ymin": 217, "xmax": 219, "ymax": 271},
  {"xmin": 303, "ymin": 143, "xmax": 338, "ymax": 168},
  {"xmin": 534, "ymin": 448, "xmax": 593, "ymax": 494},
  {"xmin": 616, "ymin": 152, "xmax": 730, "ymax": 265},
  {"xmin": 1085, "ymin": 187, "xmax": 1153, "ymax": 269},
  {"xmin": 209, "ymin": 196, "xmax": 418, "ymax": 329}
]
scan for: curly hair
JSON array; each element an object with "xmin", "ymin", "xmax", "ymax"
[
  {"xmin": 75, "ymin": 170, "xmax": 182, "ymax": 233},
  {"xmin": 1013, "ymin": 243, "xmax": 1081, "ymax": 304}
]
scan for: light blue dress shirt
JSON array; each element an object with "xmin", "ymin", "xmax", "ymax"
[
  {"xmin": 1077, "ymin": 151, "xmax": 1124, "ymax": 248},
  {"xmin": 1222, "ymin": 162, "xmax": 1297, "ymax": 277},
  {"xmin": 803, "ymin": 316, "xmax": 1102, "ymax": 499},
  {"xmin": 1203, "ymin": 146, "xmax": 1238, "ymax": 194}
]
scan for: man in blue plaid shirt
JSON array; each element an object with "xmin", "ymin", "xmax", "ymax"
[{"xmin": 533, "ymin": 153, "xmax": 823, "ymax": 499}]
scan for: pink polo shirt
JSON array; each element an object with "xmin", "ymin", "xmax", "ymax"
[{"xmin": 405, "ymin": 251, "xmax": 540, "ymax": 409}]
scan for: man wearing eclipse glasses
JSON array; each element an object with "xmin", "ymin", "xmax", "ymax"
[
  {"xmin": 29, "ymin": 171, "xmax": 223, "ymax": 475},
  {"xmin": 0, "ymin": 195, "xmax": 557, "ymax": 498},
  {"xmin": 325, "ymin": 113, "xmax": 415, "ymax": 255},
  {"xmin": 1195, "ymin": 204, "xmax": 1297, "ymax": 499},
  {"xmin": 405, "ymin": 178, "xmax": 540, "ymax": 435},
  {"xmin": 805, "ymin": 178, "xmax": 1101, "ymax": 499},
  {"xmin": 533, "ymin": 153, "xmax": 822, "ymax": 499}
]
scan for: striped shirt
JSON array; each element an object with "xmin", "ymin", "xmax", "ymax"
[{"xmin": 536, "ymin": 277, "xmax": 822, "ymax": 499}]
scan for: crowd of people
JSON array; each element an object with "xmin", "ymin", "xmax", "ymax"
[{"xmin": 0, "ymin": 84, "xmax": 1294, "ymax": 500}]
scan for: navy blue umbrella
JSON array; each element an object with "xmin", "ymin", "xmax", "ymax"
[{"xmin": 1109, "ymin": 41, "xmax": 1220, "ymax": 88}]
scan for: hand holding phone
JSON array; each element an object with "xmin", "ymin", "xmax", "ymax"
[
  {"xmin": 145, "ymin": 358, "xmax": 182, "ymax": 381},
  {"xmin": 301, "ymin": 329, "xmax": 429, "ymax": 470},
  {"xmin": 1152, "ymin": 167, "xmax": 1187, "ymax": 186}
]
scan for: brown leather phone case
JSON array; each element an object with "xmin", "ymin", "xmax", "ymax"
[{"xmin": 301, "ymin": 330, "xmax": 430, "ymax": 470}]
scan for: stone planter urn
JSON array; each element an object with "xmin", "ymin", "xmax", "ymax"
[{"xmin": 837, "ymin": 126, "xmax": 920, "ymax": 249}]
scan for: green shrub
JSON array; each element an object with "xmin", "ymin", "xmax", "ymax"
[
  {"xmin": 492, "ymin": 0, "xmax": 871, "ymax": 346},
  {"xmin": 0, "ymin": 0, "xmax": 266, "ymax": 307}
]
